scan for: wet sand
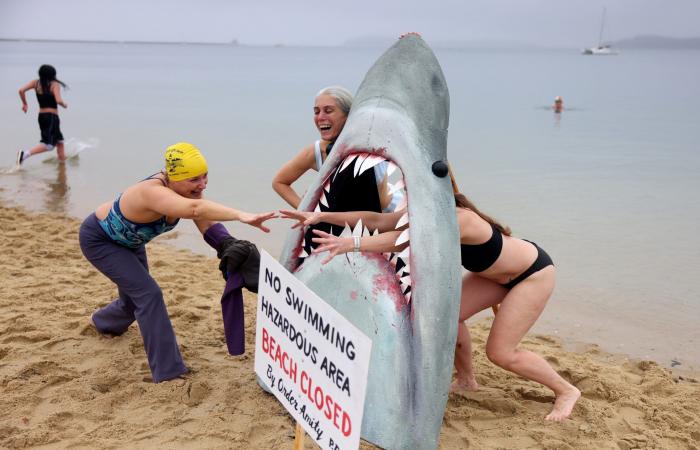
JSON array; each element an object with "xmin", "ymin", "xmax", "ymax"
[{"xmin": 1, "ymin": 202, "xmax": 698, "ymax": 449}]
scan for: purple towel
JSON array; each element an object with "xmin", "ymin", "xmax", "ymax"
[{"xmin": 204, "ymin": 223, "xmax": 246, "ymax": 355}]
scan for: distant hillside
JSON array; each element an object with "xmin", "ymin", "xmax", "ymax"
[
  {"xmin": 342, "ymin": 36, "xmax": 542, "ymax": 50},
  {"xmin": 614, "ymin": 35, "xmax": 700, "ymax": 49},
  {"xmin": 342, "ymin": 36, "xmax": 396, "ymax": 48}
]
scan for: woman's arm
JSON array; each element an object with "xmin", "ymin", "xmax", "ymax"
[
  {"xmin": 193, "ymin": 219, "xmax": 217, "ymax": 234},
  {"xmin": 142, "ymin": 185, "xmax": 276, "ymax": 231},
  {"xmin": 18, "ymin": 80, "xmax": 36, "ymax": 113},
  {"xmin": 272, "ymin": 144, "xmax": 316, "ymax": 208},
  {"xmin": 51, "ymin": 82, "xmax": 67, "ymax": 108},
  {"xmin": 280, "ymin": 209, "xmax": 406, "ymax": 233},
  {"xmin": 311, "ymin": 229, "xmax": 407, "ymax": 264}
]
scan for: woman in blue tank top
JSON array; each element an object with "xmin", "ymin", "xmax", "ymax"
[
  {"xmin": 17, "ymin": 64, "xmax": 68, "ymax": 166},
  {"xmin": 78, "ymin": 142, "xmax": 276, "ymax": 383}
]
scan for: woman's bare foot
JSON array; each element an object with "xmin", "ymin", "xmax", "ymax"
[
  {"xmin": 450, "ymin": 376, "xmax": 479, "ymax": 392},
  {"xmin": 545, "ymin": 386, "xmax": 581, "ymax": 421}
]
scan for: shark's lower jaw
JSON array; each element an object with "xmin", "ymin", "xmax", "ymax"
[{"xmin": 294, "ymin": 151, "xmax": 413, "ymax": 305}]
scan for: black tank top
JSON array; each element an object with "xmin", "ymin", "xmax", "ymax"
[
  {"xmin": 36, "ymin": 83, "xmax": 58, "ymax": 109},
  {"xmin": 303, "ymin": 151, "xmax": 382, "ymax": 254},
  {"xmin": 460, "ymin": 224, "xmax": 503, "ymax": 272}
]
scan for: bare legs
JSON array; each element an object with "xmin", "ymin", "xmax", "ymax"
[
  {"xmin": 453, "ymin": 267, "xmax": 580, "ymax": 421},
  {"xmin": 452, "ymin": 273, "xmax": 507, "ymax": 392},
  {"xmin": 56, "ymin": 141, "xmax": 66, "ymax": 161},
  {"xmin": 23, "ymin": 141, "xmax": 66, "ymax": 162}
]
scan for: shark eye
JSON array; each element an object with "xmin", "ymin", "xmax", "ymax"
[{"xmin": 431, "ymin": 161, "xmax": 448, "ymax": 178}]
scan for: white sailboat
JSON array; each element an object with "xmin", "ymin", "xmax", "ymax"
[{"xmin": 582, "ymin": 7, "xmax": 618, "ymax": 55}]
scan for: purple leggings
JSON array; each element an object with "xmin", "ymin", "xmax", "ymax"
[
  {"xmin": 203, "ymin": 223, "xmax": 246, "ymax": 356},
  {"xmin": 79, "ymin": 214, "xmax": 187, "ymax": 382}
]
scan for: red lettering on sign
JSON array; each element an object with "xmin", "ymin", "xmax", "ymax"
[{"xmin": 300, "ymin": 370, "xmax": 352, "ymax": 437}]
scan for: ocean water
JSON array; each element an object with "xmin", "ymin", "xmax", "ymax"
[{"xmin": 1, "ymin": 41, "xmax": 699, "ymax": 370}]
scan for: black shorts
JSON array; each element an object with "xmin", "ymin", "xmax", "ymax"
[{"xmin": 38, "ymin": 112, "xmax": 64, "ymax": 146}]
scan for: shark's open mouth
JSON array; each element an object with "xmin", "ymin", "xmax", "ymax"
[{"xmin": 294, "ymin": 151, "xmax": 412, "ymax": 304}]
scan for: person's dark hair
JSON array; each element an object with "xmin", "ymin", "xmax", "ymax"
[
  {"xmin": 38, "ymin": 64, "xmax": 67, "ymax": 95},
  {"xmin": 448, "ymin": 164, "xmax": 512, "ymax": 236}
]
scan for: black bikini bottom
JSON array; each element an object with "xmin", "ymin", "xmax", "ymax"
[{"xmin": 502, "ymin": 242, "xmax": 553, "ymax": 290}]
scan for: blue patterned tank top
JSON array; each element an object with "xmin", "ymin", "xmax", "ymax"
[{"xmin": 97, "ymin": 175, "xmax": 179, "ymax": 248}]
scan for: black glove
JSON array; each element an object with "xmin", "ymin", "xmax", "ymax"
[{"xmin": 217, "ymin": 236, "xmax": 261, "ymax": 293}]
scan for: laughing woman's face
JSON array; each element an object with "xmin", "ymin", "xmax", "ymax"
[{"xmin": 314, "ymin": 94, "xmax": 348, "ymax": 142}]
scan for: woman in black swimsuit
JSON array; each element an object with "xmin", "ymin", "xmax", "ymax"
[
  {"xmin": 446, "ymin": 174, "xmax": 579, "ymax": 422},
  {"xmin": 280, "ymin": 170, "xmax": 581, "ymax": 422},
  {"xmin": 17, "ymin": 64, "xmax": 68, "ymax": 165}
]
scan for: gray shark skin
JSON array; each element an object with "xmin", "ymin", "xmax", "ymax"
[{"xmin": 279, "ymin": 35, "xmax": 461, "ymax": 450}]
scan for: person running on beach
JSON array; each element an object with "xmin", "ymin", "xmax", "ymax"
[
  {"xmin": 79, "ymin": 142, "xmax": 276, "ymax": 383},
  {"xmin": 17, "ymin": 64, "xmax": 68, "ymax": 165},
  {"xmin": 280, "ymin": 168, "xmax": 581, "ymax": 422}
]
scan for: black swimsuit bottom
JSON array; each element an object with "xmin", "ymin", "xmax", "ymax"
[{"xmin": 502, "ymin": 241, "xmax": 554, "ymax": 290}]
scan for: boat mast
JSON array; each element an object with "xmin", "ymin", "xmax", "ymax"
[{"xmin": 598, "ymin": 7, "xmax": 606, "ymax": 47}]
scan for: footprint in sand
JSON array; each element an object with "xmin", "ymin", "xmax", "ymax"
[
  {"xmin": 2, "ymin": 332, "xmax": 52, "ymax": 344},
  {"xmin": 515, "ymin": 386, "xmax": 554, "ymax": 404},
  {"xmin": 577, "ymin": 376, "xmax": 619, "ymax": 401},
  {"xmin": 476, "ymin": 397, "xmax": 520, "ymax": 415},
  {"xmin": 181, "ymin": 380, "xmax": 211, "ymax": 406},
  {"xmin": 129, "ymin": 340, "xmax": 145, "ymax": 355}
]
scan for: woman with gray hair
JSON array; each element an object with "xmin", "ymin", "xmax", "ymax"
[{"xmin": 272, "ymin": 85, "xmax": 354, "ymax": 208}]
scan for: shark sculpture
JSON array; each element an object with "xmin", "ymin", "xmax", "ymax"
[{"xmin": 279, "ymin": 35, "xmax": 461, "ymax": 449}]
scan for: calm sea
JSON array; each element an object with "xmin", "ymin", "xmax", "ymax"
[{"xmin": 1, "ymin": 41, "xmax": 699, "ymax": 370}]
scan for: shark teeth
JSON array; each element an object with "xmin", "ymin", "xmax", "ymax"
[
  {"xmin": 352, "ymin": 219, "xmax": 364, "ymax": 237},
  {"xmin": 339, "ymin": 224, "xmax": 352, "ymax": 238},
  {"xmin": 353, "ymin": 154, "xmax": 370, "ymax": 177},
  {"xmin": 394, "ymin": 195, "xmax": 408, "ymax": 212},
  {"xmin": 339, "ymin": 154, "xmax": 358, "ymax": 173},
  {"xmin": 297, "ymin": 151, "xmax": 413, "ymax": 304},
  {"xmin": 387, "ymin": 161, "xmax": 399, "ymax": 176},
  {"xmin": 357, "ymin": 154, "xmax": 386, "ymax": 176},
  {"xmin": 395, "ymin": 229, "xmax": 409, "ymax": 246},
  {"xmin": 396, "ymin": 212, "xmax": 409, "ymax": 229},
  {"xmin": 388, "ymin": 179, "xmax": 405, "ymax": 196}
]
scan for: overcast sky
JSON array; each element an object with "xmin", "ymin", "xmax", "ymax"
[{"xmin": 1, "ymin": 0, "xmax": 698, "ymax": 47}]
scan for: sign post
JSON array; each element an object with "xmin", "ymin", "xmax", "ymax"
[{"xmin": 255, "ymin": 250, "xmax": 372, "ymax": 450}]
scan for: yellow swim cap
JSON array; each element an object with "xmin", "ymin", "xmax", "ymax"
[{"xmin": 164, "ymin": 142, "xmax": 208, "ymax": 181}]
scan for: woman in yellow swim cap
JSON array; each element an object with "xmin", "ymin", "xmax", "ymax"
[{"xmin": 79, "ymin": 142, "xmax": 276, "ymax": 383}]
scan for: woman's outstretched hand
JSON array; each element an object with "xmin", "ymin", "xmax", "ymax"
[
  {"xmin": 311, "ymin": 229, "xmax": 353, "ymax": 264},
  {"xmin": 239, "ymin": 211, "xmax": 277, "ymax": 232},
  {"xmin": 279, "ymin": 209, "xmax": 323, "ymax": 229}
]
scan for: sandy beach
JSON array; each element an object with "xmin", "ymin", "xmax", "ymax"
[{"xmin": 1, "ymin": 200, "xmax": 698, "ymax": 450}]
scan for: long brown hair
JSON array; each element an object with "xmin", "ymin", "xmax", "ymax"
[{"xmin": 449, "ymin": 165, "xmax": 512, "ymax": 236}]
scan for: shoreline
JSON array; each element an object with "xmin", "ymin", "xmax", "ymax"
[
  {"xmin": 1, "ymin": 181, "xmax": 696, "ymax": 373},
  {"xmin": 1, "ymin": 201, "xmax": 699, "ymax": 448}
]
